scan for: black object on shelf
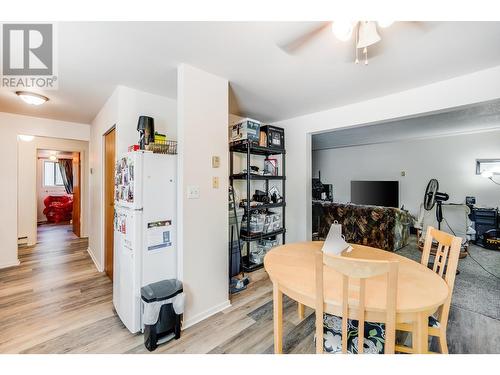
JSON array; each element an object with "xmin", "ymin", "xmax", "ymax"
[
  {"xmin": 137, "ymin": 116, "xmax": 155, "ymax": 150},
  {"xmin": 473, "ymin": 208, "xmax": 499, "ymax": 247},
  {"xmin": 230, "ymin": 140, "xmax": 286, "ymax": 273},
  {"xmin": 260, "ymin": 125, "xmax": 285, "ymax": 149}
]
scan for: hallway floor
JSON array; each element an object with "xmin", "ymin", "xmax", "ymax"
[{"xmin": 1, "ymin": 223, "xmax": 308, "ymax": 353}]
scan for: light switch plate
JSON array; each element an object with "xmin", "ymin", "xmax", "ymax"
[
  {"xmin": 212, "ymin": 156, "xmax": 220, "ymax": 168},
  {"xmin": 212, "ymin": 176, "xmax": 219, "ymax": 189},
  {"xmin": 187, "ymin": 185, "xmax": 200, "ymax": 199}
]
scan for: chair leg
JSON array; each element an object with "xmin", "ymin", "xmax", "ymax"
[{"xmin": 438, "ymin": 328, "xmax": 448, "ymax": 354}]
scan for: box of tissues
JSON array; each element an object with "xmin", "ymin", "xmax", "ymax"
[{"xmin": 322, "ymin": 221, "xmax": 353, "ymax": 255}]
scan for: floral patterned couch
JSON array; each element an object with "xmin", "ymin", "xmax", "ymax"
[{"xmin": 313, "ymin": 201, "xmax": 413, "ymax": 252}]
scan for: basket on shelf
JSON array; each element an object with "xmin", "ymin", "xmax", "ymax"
[{"xmin": 145, "ymin": 140, "xmax": 177, "ymax": 155}]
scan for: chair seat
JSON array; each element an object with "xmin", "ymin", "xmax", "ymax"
[{"xmin": 323, "ymin": 314, "xmax": 385, "ymax": 354}]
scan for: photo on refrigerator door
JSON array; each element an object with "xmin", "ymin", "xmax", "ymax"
[{"xmin": 147, "ymin": 220, "xmax": 172, "ymax": 250}]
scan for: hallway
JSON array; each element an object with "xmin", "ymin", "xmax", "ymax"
[{"xmin": 0, "ymin": 224, "xmax": 116, "ymax": 353}]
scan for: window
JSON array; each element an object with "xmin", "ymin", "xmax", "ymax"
[
  {"xmin": 44, "ymin": 161, "xmax": 64, "ymax": 186},
  {"xmin": 476, "ymin": 159, "xmax": 500, "ymax": 176}
]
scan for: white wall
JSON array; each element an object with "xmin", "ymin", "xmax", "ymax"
[
  {"xmin": 89, "ymin": 86, "xmax": 177, "ymax": 271},
  {"xmin": 313, "ymin": 129, "xmax": 500, "ymax": 218},
  {"xmin": 177, "ymin": 64, "xmax": 230, "ymax": 327},
  {"xmin": 273, "ymin": 65, "xmax": 500, "ymax": 243},
  {"xmin": 18, "ymin": 136, "xmax": 89, "ymax": 245},
  {"xmin": 0, "ymin": 112, "xmax": 90, "ymax": 269}
]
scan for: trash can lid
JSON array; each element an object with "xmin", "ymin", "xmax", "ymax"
[{"xmin": 141, "ymin": 279, "xmax": 183, "ymax": 303}]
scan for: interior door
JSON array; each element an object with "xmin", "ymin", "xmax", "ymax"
[
  {"xmin": 105, "ymin": 127, "xmax": 116, "ymax": 281},
  {"xmin": 72, "ymin": 152, "xmax": 81, "ymax": 237}
]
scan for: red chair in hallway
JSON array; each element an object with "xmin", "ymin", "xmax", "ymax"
[{"xmin": 43, "ymin": 195, "xmax": 73, "ymax": 223}]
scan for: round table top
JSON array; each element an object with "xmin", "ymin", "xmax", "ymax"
[{"xmin": 264, "ymin": 241, "xmax": 449, "ymax": 319}]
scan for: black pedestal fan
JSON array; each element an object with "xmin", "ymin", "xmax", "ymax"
[
  {"xmin": 423, "ymin": 179, "xmax": 449, "ymax": 230},
  {"xmin": 422, "ymin": 179, "xmax": 460, "ymax": 274}
]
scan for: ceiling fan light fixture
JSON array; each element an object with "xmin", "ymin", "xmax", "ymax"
[
  {"xmin": 356, "ymin": 21, "xmax": 381, "ymax": 49},
  {"xmin": 377, "ymin": 20, "xmax": 394, "ymax": 28},
  {"xmin": 15, "ymin": 91, "xmax": 49, "ymax": 106},
  {"xmin": 331, "ymin": 21, "xmax": 354, "ymax": 41}
]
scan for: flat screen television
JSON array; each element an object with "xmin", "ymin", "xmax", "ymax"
[{"xmin": 350, "ymin": 180, "xmax": 399, "ymax": 208}]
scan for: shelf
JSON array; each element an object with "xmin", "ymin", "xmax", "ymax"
[
  {"xmin": 230, "ymin": 142, "xmax": 285, "ymax": 156},
  {"xmin": 241, "ymin": 256, "xmax": 264, "ymax": 272},
  {"xmin": 230, "ymin": 173, "xmax": 285, "ymax": 181},
  {"xmin": 240, "ymin": 228, "xmax": 286, "ymax": 241},
  {"xmin": 242, "ymin": 202, "xmax": 286, "ymax": 211}
]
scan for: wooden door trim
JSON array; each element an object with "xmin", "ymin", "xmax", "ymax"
[{"xmin": 104, "ymin": 126, "xmax": 116, "ymax": 281}]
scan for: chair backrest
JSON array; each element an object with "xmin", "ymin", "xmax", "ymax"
[
  {"xmin": 420, "ymin": 226, "xmax": 462, "ymax": 326},
  {"xmin": 315, "ymin": 251, "xmax": 398, "ymax": 354}
]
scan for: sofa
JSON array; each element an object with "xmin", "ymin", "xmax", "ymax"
[{"xmin": 313, "ymin": 201, "xmax": 413, "ymax": 252}]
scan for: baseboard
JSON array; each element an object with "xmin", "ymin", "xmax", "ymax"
[
  {"xmin": 87, "ymin": 247, "xmax": 103, "ymax": 272},
  {"xmin": 183, "ymin": 299, "xmax": 232, "ymax": 330},
  {"xmin": 0, "ymin": 259, "xmax": 20, "ymax": 269}
]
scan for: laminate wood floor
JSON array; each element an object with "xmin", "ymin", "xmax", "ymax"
[{"xmin": 0, "ymin": 223, "xmax": 314, "ymax": 354}]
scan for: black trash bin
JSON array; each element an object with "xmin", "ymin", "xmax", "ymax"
[{"xmin": 141, "ymin": 279, "xmax": 184, "ymax": 352}]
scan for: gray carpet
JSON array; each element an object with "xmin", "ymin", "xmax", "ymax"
[{"xmin": 396, "ymin": 236, "xmax": 500, "ymax": 353}]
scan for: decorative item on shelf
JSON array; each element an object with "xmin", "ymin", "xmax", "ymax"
[
  {"xmin": 259, "ymin": 131, "xmax": 267, "ymax": 147},
  {"xmin": 269, "ymin": 186, "xmax": 283, "ymax": 203},
  {"xmin": 145, "ymin": 140, "xmax": 178, "ymax": 155},
  {"xmin": 253, "ymin": 190, "xmax": 270, "ymax": 204},
  {"xmin": 154, "ymin": 131, "xmax": 167, "ymax": 143},
  {"xmin": 264, "ymin": 158, "xmax": 278, "ymax": 176},
  {"xmin": 128, "ymin": 145, "xmax": 140, "ymax": 152},
  {"xmin": 260, "ymin": 125, "xmax": 285, "ymax": 149},
  {"xmin": 137, "ymin": 116, "xmax": 155, "ymax": 150},
  {"xmin": 322, "ymin": 221, "xmax": 353, "ymax": 255},
  {"xmin": 229, "ymin": 118, "xmax": 261, "ymax": 144}
]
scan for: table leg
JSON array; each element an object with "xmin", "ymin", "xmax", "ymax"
[
  {"xmin": 414, "ymin": 312, "xmax": 429, "ymax": 354},
  {"xmin": 273, "ymin": 282, "xmax": 283, "ymax": 354},
  {"xmin": 298, "ymin": 302, "xmax": 305, "ymax": 320}
]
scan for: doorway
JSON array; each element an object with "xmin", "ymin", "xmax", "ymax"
[
  {"xmin": 36, "ymin": 149, "xmax": 81, "ymax": 238},
  {"xmin": 104, "ymin": 127, "xmax": 116, "ymax": 281}
]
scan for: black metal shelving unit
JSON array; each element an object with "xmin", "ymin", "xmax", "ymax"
[{"xmin": 229, "ymin": 141, "xmax": 286, "ymax": 272}]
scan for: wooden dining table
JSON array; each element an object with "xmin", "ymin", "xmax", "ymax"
[{"xmin": 264, "ymin": 241, "xmax": 449, "ymax": 354}]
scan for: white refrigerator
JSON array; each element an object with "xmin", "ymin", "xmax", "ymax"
[{"xmin": 113, "ymin": 151, "xmax": 177, "ymax": 333}]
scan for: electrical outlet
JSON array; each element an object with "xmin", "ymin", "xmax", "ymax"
[
  {"xmin": 212, "ymin": 176, "xmax": 219, "ymax": 189},
  {"xmin": 187, "ymin": 185, "xmax": 200, "ymax": 199},
  {"xmin": 212, "ymin": 156, "xmax": 220, "ymax": 168}
]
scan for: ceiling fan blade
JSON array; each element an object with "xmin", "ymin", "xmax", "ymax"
[{"xmin": 278, "ymin": 22, "xmax": 332, "ymax": 55}]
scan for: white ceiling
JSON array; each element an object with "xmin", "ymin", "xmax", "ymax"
[
  {"xmin": 312, "ymin": 99, "xmax": 500, "ymax": 150},
  {"xmin": 1, "ymin": 21, "xmax": 500, "ymax": 124}
]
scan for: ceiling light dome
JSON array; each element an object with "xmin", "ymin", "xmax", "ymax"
[
  {"xmin": 331, "ymin": 21, "xmax": 354, "ymax": 41},
  {"xmin": 15, "ymin": 91, "xmax": 49, "ymax": 106}
]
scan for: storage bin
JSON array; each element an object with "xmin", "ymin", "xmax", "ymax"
[{"xmin": 229, "ymin": 119, "xmax": 261, "ymax": 143}]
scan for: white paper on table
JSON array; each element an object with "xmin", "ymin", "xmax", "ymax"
[{"xmin": 321, "ymin": 223, "xmax": 353, "ymax": 255}]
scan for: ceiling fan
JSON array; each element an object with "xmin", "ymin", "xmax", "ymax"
[{"xmin": 280, "ymin": 21, "xmax": 397, "ymax": 65}]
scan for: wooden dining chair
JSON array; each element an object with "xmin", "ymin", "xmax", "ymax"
[
  {"xmin": 315, "ymin": 251, "xmax": 399, "ymax": 354},
  {"xmin": 395, "ymin": 226, "xmax": 462, "ymax": 354}
]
